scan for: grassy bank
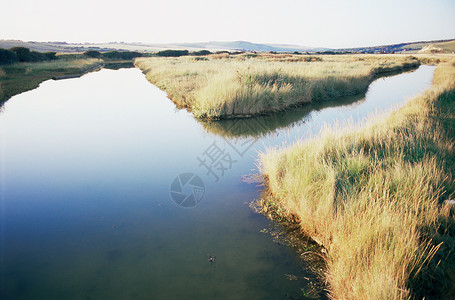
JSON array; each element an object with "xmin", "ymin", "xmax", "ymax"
[
  {"xmin": 0, "ymin": 57, "xmax": 103, "ymax": 105},
  {"xmin": 135, "ymin": 54, "xmax": 420, "ymax": 119},
  {"xmin": 258, "ymin": 61, "xmax": 455, "ymax": 299}
]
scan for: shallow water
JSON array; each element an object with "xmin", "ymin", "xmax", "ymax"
[{"xmin": 0, "ymin": 65, "xmax": 435, "ymax": 299}]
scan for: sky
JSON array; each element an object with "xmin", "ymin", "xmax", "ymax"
[{"xmin": 1, "ymin": 0, "xmax": 454, "ymax": 48}]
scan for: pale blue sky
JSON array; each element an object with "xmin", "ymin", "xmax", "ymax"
[{"xmin": 1, "ymin": 0, "xmax": 454, "ymax": 48}]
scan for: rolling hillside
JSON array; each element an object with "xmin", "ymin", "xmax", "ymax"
[{"xmin": 0, "ymin": 38, "xmax": 453, "ymax": 54}]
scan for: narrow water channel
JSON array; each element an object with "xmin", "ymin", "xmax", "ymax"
[{"xmin": 0, "ymin": 65, "xmax": 435, "ymax": 299}]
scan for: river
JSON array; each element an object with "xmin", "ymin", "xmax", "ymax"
[{"xmin": 0, "ymin": 65, "xmax": 435, "ymax": 299}]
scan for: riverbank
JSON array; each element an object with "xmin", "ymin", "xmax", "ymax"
[
  {"xmin": 258, "ymin": 61, "xmax": 455, "ymax": 299},
  {"xmin": 134, "ymin": 54, "xmax": 422, "ymax": 119},
  {"xmin": 0, "ymin": 57, "xmax": 104, "ymax": 106}
]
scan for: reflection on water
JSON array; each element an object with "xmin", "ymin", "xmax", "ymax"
[
  {"xmin": 103, "ymin": 61, "xmax": 135, "ymax": 70},
  {"xmin": 0, "ymin": 65, "xmax": 435, "ymax": 300},
  {"xmin": 200, "ymin": 93, "xmax": 364, "ymax": 139}
]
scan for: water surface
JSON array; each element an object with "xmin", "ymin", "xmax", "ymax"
[{"xmin": 0, "ymin": 65, "xmax": 435, "ymax": 299}]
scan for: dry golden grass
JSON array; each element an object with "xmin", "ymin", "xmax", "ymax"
[
  {"xmin": 435, "ymin": 40, "xmax": 455, "ymax": 53},
  {"xmin": 134, "ymin": 54, "xmax": 420, "ymax": 119},
  {"xmin": 258, "ymin": 61, "xmax": 455, "ymax": 299}
]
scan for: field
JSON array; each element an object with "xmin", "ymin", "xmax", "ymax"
[
  {"xmin": 435, "ymin": 40, "xmax": 455, "ymax": 53},
  {"xmin": 0, "ymin": 56, "xmax": 103, "ymax": 106},
  {"xmin": 257, "ymin": 60, "xmax": 455, "ymax": 299},
  {"xmin": 400, "ymin": 40, "xmax": 455, "ymax": 53},
  {"xmin": 134, "ymin": 54, "xmax": 421, "ymax": 119}
]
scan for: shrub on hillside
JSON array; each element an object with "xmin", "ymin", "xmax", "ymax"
[
  {"xmin": 0, "ymin": 48, "xmax": 19, "ymax": 65},
  {"xmin": 44, "ymin": 52, "xmax": 57, "ymax": 60},
  {"xmin": 156, "ymin": 50, "xmax": 189, "ymax": 57},
  {"xmin": 10, "ymin": 47, "xmax": 32, "ymax": 62},
  {"xmin": 8, "ymin": 47, "xmax": 58, "ymax": 62},
  {"xmin": 84, "ymin": 50, "xmax": 102, "ymax": 58},
  {"xmin": 30, "ymin": 51, "xmax": 48, "ymax": 61},
  {"xmin": 102, "ymin": 51, "xmax": 142, "ymax": 60},
  {"xmin": 191, "ymin": 50, "xmax": 212, "ymax": 56}
]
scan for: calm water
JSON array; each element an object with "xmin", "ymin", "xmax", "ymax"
[{"xmin": 0, "ymin": 65, "xmax": 435, "ymax": 299}]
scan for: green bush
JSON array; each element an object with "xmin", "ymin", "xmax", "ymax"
[
  {"xmin": 10, "ymin": 47, "xmax": 32, "ymax": 62},
  {"xmin": 84, "ymin": 50, "xmax": 102, "ymax": 58},
  {"xmin": 191, "ymin": 50, "xmax": 212, "ymax": 56},
  {"xmin": 102, "ymin": 51, "xmax": 142, "ymax": 60},
  {"xmin": 0, "ymin": 48, "xmax": 18, "ymax": 65},
  {"xmin": 8, "ymin": 47, "xmax": 58, "ymax": 62},
  {"xmin": 44, "ymin": 52, "xmax": 57, "ymax": 60},
  {"xmin": 30, "ymin": 51, "xmax": 48, "ymax": 61},
  {"xmin": 156, "ymin": 49, "xmax": 189, "ymax": 57}
]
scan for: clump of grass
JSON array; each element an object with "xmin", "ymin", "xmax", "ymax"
[
  {"xmin": 258, "ymin": 61, "xmax": 455, "ymax": 299},
  {"xmin": 134, "ymin": 54, "xmax": 419, "ymax": 119}
]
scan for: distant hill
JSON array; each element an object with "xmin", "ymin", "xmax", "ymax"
[
  {"xmin": 173, "ymin": 41, "xmax": 328, "ymax": 52},
  {"xmin": 0, "ymin": 40, "xmax": 327, "ymax": 53},
  {"xmin": 0, "ymin": 39, "xmax": 453, "ymax": 54},
  {"xmin": 338, "ymin": 39, "xmax": 455, "ymax": 54}
]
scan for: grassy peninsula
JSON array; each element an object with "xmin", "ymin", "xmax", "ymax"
[
  {"xmin": 135, "ymin": 54, "xmax": 420, "ymax": 119},
  {"xmin": 258, "ymin": 61, "xmax": 455, "ymax": 299}
]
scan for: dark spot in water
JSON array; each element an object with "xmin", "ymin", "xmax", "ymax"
[
  {"xmin": 246, "ymin": 270, "xmax": 275, "ymax": 288},
  {"xmin": 1, "ymin": 272, "xmax": 30, "ymax": 298},
  {"xmin": 258, "ymin": 249, "xmax": 286, "ymax": 262},
  {"xmin": 86, "ymin": 284, "xmax": 98, "ymax": 294},
  {"xmin": 107, "ymin": 249, "xmax": 122, "ymax": 262}
]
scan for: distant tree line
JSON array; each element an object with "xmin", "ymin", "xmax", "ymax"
[
  {"xmin": 83, "ymin": 50, "xmax": 144, "ymax": 60},
  {"xmin": 0, "ymin": 47, "xmax": 57, "ymax": 65},
  {"xmin": 155, "ymin": 50, "xmax": 190, "ymax": 57},
  {"xmin": 154, "ymin": 49, "xmax": 244, "ymax": 57}
]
